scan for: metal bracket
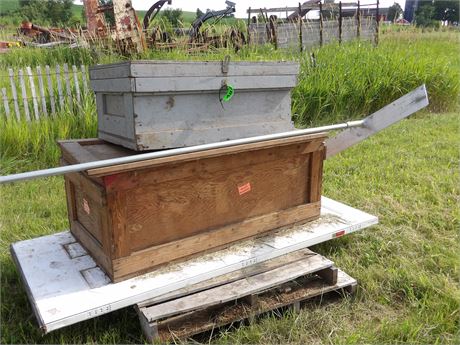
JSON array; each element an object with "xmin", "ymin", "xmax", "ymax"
[
  {"xmin": 325, "ymin": 84, "xmax": 429, "ymax": 158},
  {"xmin": 222, "ymin": 55, "xmax": 230, "ymax": 74}
]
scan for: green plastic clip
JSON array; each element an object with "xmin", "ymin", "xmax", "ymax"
[{"xmin": 222, "ymin": 84, "xmax": 234, "ymax": 102}]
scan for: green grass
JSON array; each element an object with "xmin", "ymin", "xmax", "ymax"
[
  {"xmin": 0, "ymin": 99, "xmax": 97, "ymax": 173},
  {"xmin": 0, "ymin": 0, "xmax": 86, "ymax": 22},
  {"xmin": 1, "ymin": 112, "xmax": 458, "ymax": 344},
  {"xmin": 292, "ymin": 30, "xmax": 460, "ymax": 126},
  {"xmin": 0, "ymin": 0, "xmax": 19, "ymax": 13}
]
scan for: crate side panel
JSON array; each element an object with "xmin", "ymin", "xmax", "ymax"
[
  {"xmin": 97, "ymin": 93, "xmax": 136, "ymax": 148},
  {"xmin": 132, "ymin": 90, "xmax": 294, "ymax": 149},
  {"xmin": 124, "ymin": 145, "xmax": 311, "ymax": 251}
]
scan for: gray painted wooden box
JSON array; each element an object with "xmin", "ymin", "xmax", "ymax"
[{"xmin": 89, "ymin": 60, "xmax": 299, "ymax": 151}]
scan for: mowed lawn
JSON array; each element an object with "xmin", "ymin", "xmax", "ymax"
[{"xmin": 1, "ymin": 111, "xmax": 458, "ymax": 344}]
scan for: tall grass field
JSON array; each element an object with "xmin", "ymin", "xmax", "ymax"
[{"xmin": 0, "ymin": 28, "xmax": 459, "ymax": 344}]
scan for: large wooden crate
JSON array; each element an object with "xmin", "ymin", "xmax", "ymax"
[
  {"xmin": 59, "ymin": 133, "xmax": 326, "ymax": 282},
  {"xmin": 89, "ymin": 60, "xmax": 298, "ymax": 151}
]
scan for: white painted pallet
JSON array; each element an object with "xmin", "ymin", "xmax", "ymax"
[{"xmin": 11, "ymin": 197, "xmax": 377, "ymax": 333}]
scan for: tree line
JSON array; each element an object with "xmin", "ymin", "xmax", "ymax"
[{"xmin": 415, "ymin": 0, "xmax": 459, "ymax": 27}]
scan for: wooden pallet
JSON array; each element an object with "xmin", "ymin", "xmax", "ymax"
[{"xmin": 136, "ymin": 249, "xmax": 356, "ymax": 342}]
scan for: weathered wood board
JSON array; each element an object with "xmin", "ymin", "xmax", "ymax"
[
  {"xmin": 138, "ymin": 250, "xmax": 335, "ymax": 322},
  {"xmin": 136, "ymin": 251, "xmax": 356, "ymax": 342},
  {"xmin": 60, "ymin": 134, "xmax": 327, "ymax": 282},
  {"xmin": 10, "ymin": 197, "xmax": 377, "ymax": 334}
]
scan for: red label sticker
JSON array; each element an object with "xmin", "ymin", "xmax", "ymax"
[
  {"xmin": 238, "ymin": 182, "xmax": 251, "ymax": 195},
  {"xmin": 83, "ymin": 198, "xmax": 90, "ymax": 215},
  {"xmin": 333, "ymin": 230, "xmax": 345, "ymax": 238},
  {"xmin": 103, "ymin": 174, "xmax": 118, "ymax": 187}
]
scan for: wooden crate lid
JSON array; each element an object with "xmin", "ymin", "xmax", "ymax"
[
  {"xmin": 89, "ymin": 60, "xmax": 300, "ymax": 80},
  {"xmin": 89, "ymin": 60, "xmax": 300, "ymax": 93},
  {"xmin": 58, "ymin": 133, "xmax": 327, "ymax": 178}
]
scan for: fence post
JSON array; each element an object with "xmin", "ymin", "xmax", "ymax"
[
  {"xmin": 269, "ymin": 15, "xmax": 278, "ymax": 50},
  {"xmin": 26, "ymin": 66, "xmax": 40, "ymax": 120},
  {"xmin": 63, "ymin": 63, "xmax": 73, "ymax": 110},
  {"xmin": 36, "ymin": 66, "xmax": 48, "ymax": 117},
  {"xmin": 18, "ymin": 69, "xmax": 30, "ymax": 122},
  {"xmin": 81, "ymin": 65, "xmax": 88, "ymax": 95},
  {"xmin": 247, "ymin": 7, "xmax": 251, "ymax": 46},
  {"xmin": 357, "ymin": 0, "xmax": 361, "ymax": 39},
  {"xmin": 375, "ymin": 0, "xmax": 379, "ymax": 46},
  {"xmin": 338, "ymin": 1, "xmax": 342, "ymax": 44},
  {"xmin": 2, "ymin": 88, "xmax": 10, "ymax": 120},
  {"xmin": 8, "ymin": 68, "xmax": 21, "ymax": 121},
  {"xmin": 298, "ymin": 2, "xmax": 303, "ymax": 53},
  {"xmin": 56, "ymin": 65, "xmax": 65, "ymax": 109},
  {"xmin": 319, "ymin": 1, "xmax": 323, "ymax": 47},
  {"xmin": 72, "ymin": 65, "xmax": 81, "ymax": 103},
  {"xmin": 46, "ymin": 65, "xmax": 56, "ymax": 116}
]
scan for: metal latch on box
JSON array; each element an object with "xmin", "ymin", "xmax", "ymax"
[{"xmin": 222, "ymin": 55, "xmax": 230, "ymax": 74}]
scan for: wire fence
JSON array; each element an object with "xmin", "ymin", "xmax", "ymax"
[
  {"xmin": 1, "ymin": 64, "xmax": 92, "ymax": 121},
  {"xmin": 248, "ymin": 16, "xmax": 378, "ymax": 51}
]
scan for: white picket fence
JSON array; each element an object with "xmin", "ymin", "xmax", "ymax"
[{"xmin": 1, "ymin": 64, "xmax": 91, "ymax": 121}]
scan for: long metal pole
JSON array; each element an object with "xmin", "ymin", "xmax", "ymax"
[{"xmin": 0, "ymin": 120, "xmax": 364, "ymax": 184}]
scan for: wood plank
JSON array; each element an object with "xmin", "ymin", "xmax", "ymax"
[
  {"xmin": 248, "ymin": 6, "xmax": 300, "ymax": 13},
  {"xmin": 80, "ymin": 65, "xmax": 88, "ymax": 94},
  {"xmin": 26, "ymin": 66, "xmax": 40, "ymax": 120},
  {"xmin": 63, "ymin": 173, "xmax": 111, "ymax": 275},
  {"xmin": 134, "ymin": 75, "xmax": 298, "ymax": 93},
  {"xmin": 101, "ymin": 140, "xmax": 319, "ymax": 194},
  {"xmin": 2, "ymin": 88, "xmax": 10, "ymax": 119},
  {"xmin": 72, "ymin": 65, "xmax": 81, "ymax": 103},
  {"xmin": 246, "ymin": 3, "xmax": 347, "ymax": 13},
  {"xmin": 45, "ymin": 65, "xmax": 56, "ymax": 116},
  {"xmin": 108, "ymin": 191, "xmax": 129, "ymax": 258},
  {"xmin": 8, "ymin": 68, "xmax": 20, "ymax": 120},
  {"xmin": 309, "ymin": 145, "xmax": 325, "ymax": 203},
  {"xmin": 59, "ymin": 142, "xmax": 100, "ymax": 165},
  {"xmin": 63, "ymin": 64, "xmax": 72, "ymax": 109},
  {"xmin": 136, "ymin": 248, "xmax": 317, "ymax": 308},
  {"xmin": 18, "ymin": 69, "xmax": 30, "ymax": 121},
  {"xmin": 89, "ymin": 61, "xmax": 300, "ymax": 80},
  {"xmin": 90, "ymin": 75, "xmax": 298, "ymax": 93},
  {"xmin": 55, "ymin": 65, "xmax": 65, "ymax": 109},
  {"xmin": 89, "ymin": 78, "xmax": 134, "ymax": 93},
  {"xmin": 316, "ymin": 266, "xmax": 338, "ymax": 285},
  {"xmin": 62, "ymin": 138, "xmax": 106, "ymax": 146},
  {"xmin": 36, "ymin": 66, "xmax": 48, "ymax": 117},
  {"xmin": 87, "ymin": 133, "xmax": 327, "ymax": 176},
  {"xmin": 112, "ymin": 202, "xmax": 321, "ymax": 280},
  {"xmin": 64, "ymin": 170, "xmax": 106, "ymax": 205},
  {"xmin": 140, "ymin": 251, "xmax": 333, "ymax": 322},
  {"xmin": 68, "ymin": 212, "xmax": 113, "ymax": 276},
  {"xmin": 72, "ymin": 184, "xmax": 104, "ymax": 244}
]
